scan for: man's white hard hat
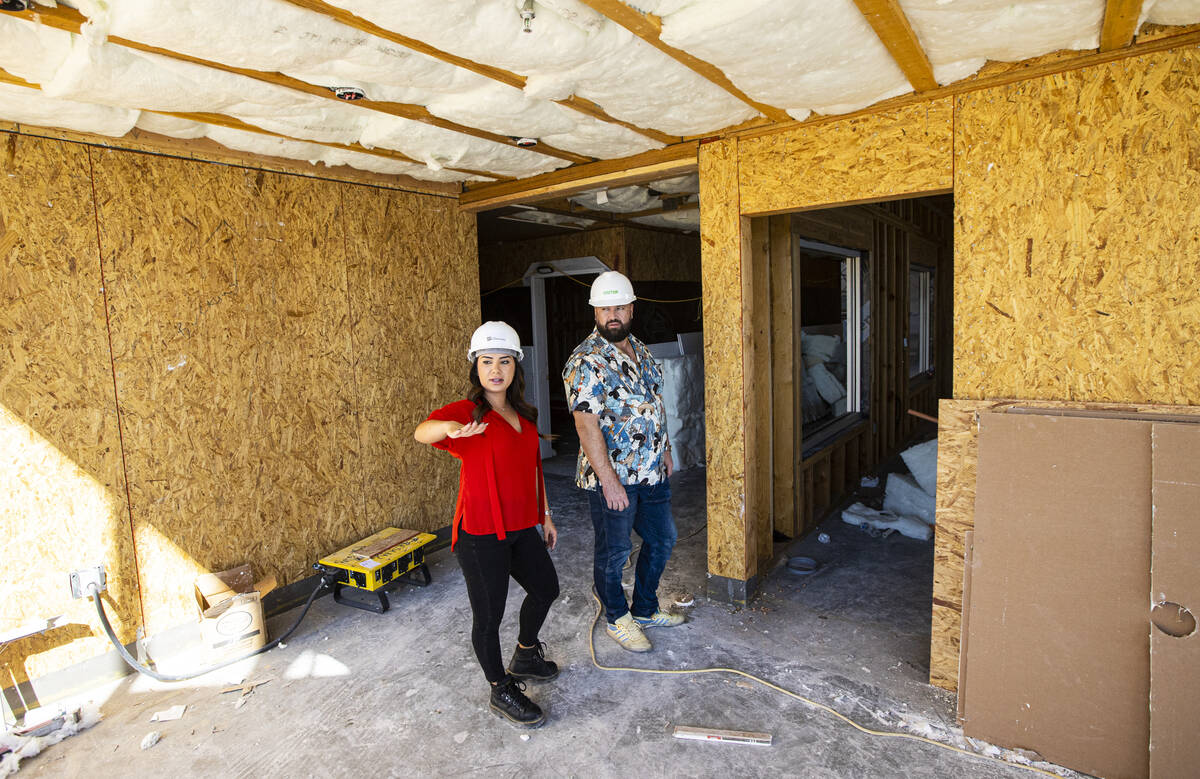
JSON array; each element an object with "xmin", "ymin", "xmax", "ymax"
[
  {"xmin": 588, "ymin": 270, "xmax": 636, "ymax": 307},
  {"xmin": 468, "ymin": 321, "xmax": 524, "ymax": 362}
]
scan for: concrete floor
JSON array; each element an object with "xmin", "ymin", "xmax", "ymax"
[{"xmin": 16, "ymin": 462, "xmax": 1081, "ymax": 778}]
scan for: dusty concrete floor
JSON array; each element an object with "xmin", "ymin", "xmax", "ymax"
[{"xmin": 17, "ymin": 462, "xmax": 1080, "ymax": 778}]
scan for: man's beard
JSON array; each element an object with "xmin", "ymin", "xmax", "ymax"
[{"xmin": 598, "ymin": 319, "xmax": 630, "ymax": 343}]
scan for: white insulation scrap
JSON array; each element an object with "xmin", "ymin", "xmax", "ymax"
[
  {"xmin": 882, "ymin": 472, "xmax": 936, "ymax": 526},
  {"xmin": 842, "ymin": 502, "xmax": 932, "ymax": 541},
  {"xmin": 899, "ymin": 438, "xmax": 938, "ymax": 497},
  {"xmin": 630, "ymin": 209, "xmax": 700, "ymax": 230},
  {"xmin": 570, "ymin": 185, "xmax": 660, "ymax": 213},
  {"xmin": 331, "ymin": 0, "xmax": 757, "ymax": 135},
  {"xmin": 0, "ymin": 15, "xmax": 75, "ymax": 85},
  {"xmin": 0, "ymin": 705, "xmax": 102, "ymax": 777}
]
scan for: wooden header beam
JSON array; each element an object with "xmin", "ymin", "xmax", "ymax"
[
  {"xmin": 459, "ymin": 143, "xmax": 698, "ymax": 212},
  {"xmin": 852, "ymin": 0, "xmax": 938, "ymax": 91},
  {"xmin": 11, "ymin": 4, "xmax": 589, "ymax": 165},
  {"xmin": 1100, "ymin": 0, "xmax": 1145, "ymax": 50},
  {"xmin": 280, "ymin": 0, "xmax": 677, "ymax": 145},
  {"xmin": 577, "ymin": 0, "xmax": 792, "ymax": 123}
]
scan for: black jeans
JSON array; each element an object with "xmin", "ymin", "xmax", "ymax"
[{"xmin": 455, "ymin": 526, "xmax": 560, "ymax": 683}]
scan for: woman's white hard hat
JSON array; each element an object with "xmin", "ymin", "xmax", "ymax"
[
  {"xmin": 588, "ymin": 271, "xmax": 636, "ymax": 307},
  {"xmin": 468, "ymin": 321, "xmax": 524, "ymax": 362}
]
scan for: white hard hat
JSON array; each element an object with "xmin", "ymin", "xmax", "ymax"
[
  {"xmin": 588, "ymin": 271, "xmax": 636, "ymax": 307},
  {"xmin": 468, "ymin": 321, "xmax": 524, "ymax": 362}
]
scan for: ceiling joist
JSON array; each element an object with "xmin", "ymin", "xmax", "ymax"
[
  {"xmin": 10, "ymin": 4, "xmax": 591, "ymax": 165},
  {"xmin": 280, "ymin": 0, "xmax": 678, "ymax": 145},
  {"xmin": 576, "ymin": 0, "xmax": 792, "ymax": 123},
  {"xmin": 1100, "ymin": 0, "xmax": 1145, "ymax": 50},
  {"xmin": 851, "ymin": 0, "xmax": 939, "ymax": 92},
  {"xmin": 459, "ymin": 142, "xmax": 698, "ymax": 212}
]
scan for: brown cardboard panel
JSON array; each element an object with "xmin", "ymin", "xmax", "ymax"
[
  {"xmin": 1149, "ymin": 423, "xmax": 1200, "ymax": 778},
  {"xmin": 964, "ymin": 411, "xmax": 1151, "ymax": 779},
  {"xmin": 956, "ymin": 529, "xmax": 974, "ymax": 725}
]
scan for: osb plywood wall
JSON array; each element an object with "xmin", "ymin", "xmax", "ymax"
[
  {"xmin": 478, "ymin": 226, "xmax": 623, "ymax": 292},
  {"xmin": 1, "ymin": 137, "xmax": 142, "ymax": 683},
  {"xmin": 699, "ymin": 138, "xmax": 754, "ymax": 582},
  {"xmin": 954, "ymin": 48, "xmax": 1200, "ymax": 404},
  {"xmin": 737, "ymin": 99, "xmax": 953, "ymax": 217},
  {"xmin": 478, "ymin": 224, "xmax": 700, "ymax": 292},
  {"xmin": 624, "ymin": 227, "xmax": 701, "ymax": 282},
  {"xmin": 2, "ymin": 134, "xmax": 476, "ymax": 673}
]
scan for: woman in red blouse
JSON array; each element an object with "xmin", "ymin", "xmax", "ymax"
[{"xmin": 414, "ymin": 321, "xmax": 560, "ymax": 729}]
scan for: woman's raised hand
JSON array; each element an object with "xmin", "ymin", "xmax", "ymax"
[{"xmin": 447, "ymin": 420, "xmax": 488, "ymax": 439}]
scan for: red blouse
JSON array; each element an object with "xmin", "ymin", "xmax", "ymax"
[{"xmin": 426, "ymin": 399, "xmax": 545, "ymax": 548}]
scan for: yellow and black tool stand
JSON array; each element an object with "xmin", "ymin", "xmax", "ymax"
[{"xmin": 314, "ymin": 528, "xmax": 437, "ymax": 614}]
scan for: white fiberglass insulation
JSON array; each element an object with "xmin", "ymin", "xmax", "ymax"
[
  {"xmin": 659, "ymin": 353, "xmax": 705, "ymax": 470},
  {"xmin": 1147, "ymin": 0, "xmax": 1200, "ymax": 25},
  {"xmin": 570, "ymin": 185, "xmax": 660, "ymax": 212},
  {"xmin": 631, "ymin": 208, "xmax": 700, "ymax": 230},
  {"xmin": 67, "ymin": 0, "xmax": 661, "ymax": 160},
  {"xmin": 0, "ymin": 83, "xmax": 137, "ymax": 137},
  {"xmin": 326, "ymin": 0, "xmax": 758, "ymax": 135}
]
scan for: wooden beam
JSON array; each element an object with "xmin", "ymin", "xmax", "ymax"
[
  {"xmin": 735, "ymin": 27, "xmax": 1200, "ymax": 142},
  {"xmin": 576, "ymin": 0, "xmax": 792, "ymax": 123},
  {"xmin": 851, "ymin": 0, "xmax": 938, "ymax": 91},
  {"xmin": 459, "ymin": 142, "xmax": 698, "ymax": 212},
  {"xmin": 1100, "ymin": 0, "xmax": 1144, "ymax": 50},
  {"xmin": 279, "ymin": 0, "xmax": 677, "ymax": 145},
  {"xmin": 11, "ymin": 4, "xmax": 590, "ymax": 165}
]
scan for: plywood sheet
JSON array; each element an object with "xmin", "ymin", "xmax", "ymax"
[
  {"xmin": 94, "ymin": 151, "xmax": 363, "ymax": 634},
  {"xmin": 624, "ymin": 226, "xmax": 701, "ymax": 283},
  {"xmin": 699, "ymin": 138, "xmax": 751, "ymax": 580},
  {"xmin": 954, "ymin": 48, "xmax": 1200, "ymax": 404},
  {"xmin": 343, "ymin": 185, "xmax": 478, "ymax": 534},
  {"xmin": 1149, "ymin": 423, "xmax": 1200, "ymax": 778},
  {"xmin": 478, "ymin": 227, "xmax": 623, "ymax": 292},
  {"xmin": 738, "ymin": 99, "xmax": 953, "ymax": 217},
  {"xmin": 0, "ymin": 137, "xmax": 141, "ymax": 681},
  {"xmin": 964, "ymin": 411, "xmax": 1152, "ymax": 779}
]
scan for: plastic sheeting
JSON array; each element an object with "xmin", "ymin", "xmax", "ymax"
[{"xmin": 659, "ymin": 353, "xmax": 705, "ymax": 471}]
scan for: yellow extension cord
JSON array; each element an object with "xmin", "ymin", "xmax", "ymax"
[{"xmin": 586, "ymin": 591, "xmax": 1059, "ymax": 777}]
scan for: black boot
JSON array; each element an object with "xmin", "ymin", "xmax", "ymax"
[
  {"xmin": 489, "ymin": 675, "xmax": 545, "ymax": 728},
  {"xmin": 507, "ymin": 641, "xmax": 559, "ymax": 682}
]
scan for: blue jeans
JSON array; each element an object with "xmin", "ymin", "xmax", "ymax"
[{"xmin": 588, "ymin": 481, "xmax": 677, "ymax": 625}]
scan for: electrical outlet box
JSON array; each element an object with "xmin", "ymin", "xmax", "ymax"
[{"xmin": 69, "ymin": 566, "xmax": 107, "ymax": 599}]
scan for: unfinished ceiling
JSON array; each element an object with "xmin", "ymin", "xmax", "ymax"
[{"xmin": 1, "ymin": 0, "xmax": 1198, "ymax": 198}]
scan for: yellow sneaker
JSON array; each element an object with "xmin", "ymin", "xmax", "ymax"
[
  {"xmin": 607, "ymin": 613, "xmax": 652, "ymax": 652},
  {"xmin": 633, "ymin": 610, "xmax": 685, "ymax": 628}
]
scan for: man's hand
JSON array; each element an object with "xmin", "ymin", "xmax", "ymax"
[
  {"xmin": 665, "ymin": 448, "xmax": 674, "ymax": 478},
  {"xmin": 601, "ymin": 476, "xmax": 630, "ymax": 511}
]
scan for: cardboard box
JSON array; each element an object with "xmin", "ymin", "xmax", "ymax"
[
  {"xmin": 963, "ymin": 409, "xmax": 1200, "ymax": 779},
  {"xmin": 194, "ymin": 565, "xmax": 277, "ymax": 661}
]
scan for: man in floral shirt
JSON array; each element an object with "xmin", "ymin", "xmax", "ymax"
[{"xmin": 563, "ymin": 271, "xmax": 684, "ymax": 653}]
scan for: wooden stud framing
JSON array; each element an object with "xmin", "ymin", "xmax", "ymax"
[
  {"xmin": 459, "ymin": 143, "xmax": 698, "ymax": 211},
  {"xmin": 769, "ymin": 215, "xmax": 799, "ymax": 538},
  {"xmin": 577, "ymin": 0, "xmax": 792, "ymax": 123},
  {"xmin": 1100, "ymin": 0, "xmax": 1145, "ymax": 51},
  {"xmin": 748, "ymin": 217, "xmax": 773, "ymax": 566},
  {"xmin": 851, "ymin": 0, "xmax": 938, "ymax": 91}
]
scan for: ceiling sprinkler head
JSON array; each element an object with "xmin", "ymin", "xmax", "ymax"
[
  {"xmin": 0, "ymin": 0, "xmax": 29, "ymax": 10},
  {"xmin": 520, "ymin": 0, "xmax": 535, "ymax": 33},
  {"xmin": 332, "ymin": 86, "xmax": 366, "ymax": 101},
  {"xmin": 512, "ymin": 137, "xmax": 538, "ymax": 148}
]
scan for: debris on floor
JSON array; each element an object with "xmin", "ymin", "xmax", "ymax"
[
  {"xmin": 149, "ymin": 705, "xmax": 187, "ymax": 723},
  {"xmin": 1, "ymin": 705, "xmax": 102, "ymax": 776},
  {"xmin": 841, "ymin": 502, "xmax": 932, "ymax": 541},
  {"xmin": 140, "ymin": 731, "xmax": 161, "ymax": 750}
]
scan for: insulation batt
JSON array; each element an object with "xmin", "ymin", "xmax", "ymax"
[
  {"xmin": 0, "ymin": 83, "xmax": 137, "ymax": 137},
  {"xmin": 841, "ymin": 502, "xmax": 933, "ymax": 541},
  {"xmin": 882, "ymin": 472, "xmax": 936, "ymax": 526},
  {"xmin": 631, "ymin": 210, "xmax": 700, "ymax": 230},
  {"xmin": 70, "ymin": 0, "xmax": 660, "ymax": 160},
  {"xmin": 1148, "ymin": 0, "xmax": 1200, "ymax": 25},
  {"xmin": 328, "ymin": 0, "xmax": 757, "ymax": 135},
  {"xmin": 899, "ymin": 438, "xmax": 938, "ymax": 497},
  {"xmin": 0, "ymin": 705, "xmax": 102, "ymax": 777}
]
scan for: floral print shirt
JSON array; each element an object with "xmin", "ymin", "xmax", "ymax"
[{"xmin": 562, "ymin": 328, "xmax": 668, "ymax": 489}]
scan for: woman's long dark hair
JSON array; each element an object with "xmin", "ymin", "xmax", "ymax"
[{"xmin": 468, "ymin": 359, "xmax": 539, "ymax": 424}]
